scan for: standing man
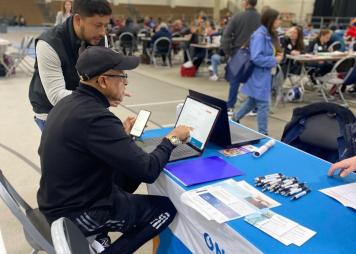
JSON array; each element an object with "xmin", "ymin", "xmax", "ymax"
[
  {"xmin": 29, "ymin": 0, "xmax": 112, "ymax": 130},
  {"xmin": 37, "ymin": 46, "xmax": 192, "ymax": 253},
  {"xmin": 221, "ymin": 0, "xmax": 260, "ymax": 112}
]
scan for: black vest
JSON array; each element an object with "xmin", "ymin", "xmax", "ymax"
[{"xmin": 28, "ymin": 16, "xmax": 82, "ymax": 114}]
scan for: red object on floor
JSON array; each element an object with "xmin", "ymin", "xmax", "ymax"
[{"xmin": 180, "ymin": 65, "xmax": 197, "ymax": 77}]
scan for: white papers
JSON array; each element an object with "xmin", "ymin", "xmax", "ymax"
[
  {"xmin": 181, "ymin": 179, "xmax": 280, "ymax": 223},
  {"xmin": 319, "ymin": 182, "xmax": 356, "ymax": 209},
  {"xmin": 244, "ymin": 209, "xmax": 316, "ymax": 246}
]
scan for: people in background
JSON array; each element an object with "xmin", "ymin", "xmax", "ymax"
[
  {"xmin": 281, "ymin": 26, "xmax": 305, "ymax": 77},
  {"xmin": 328, "ymin": 24, "xmax": 346, "ymax": 51},
  {"xmin": 116, "ymin": 17, "xmax": 138, "ymax": 37},
  {"xmin": 306, "ymin": 29, "xmax": 333, "ymax": 80},
  {"xmin": 151, "ymin": 22, "xmax": 172, "ymax": 44},
  {"xmin": 303, "ymin": 23, "xmax": 314, "ymax": 37},
  {"xmin": 37, "ymin": 46, "xmax": 192, "ymax": 253},
  {"xmin": 233, "ymin": 8, "xmax": 283, "ymax": 135},
  {"xmin": 18, "ymin": 15, "xmax": 26, "ymax": 26},
  {"xmin": 307, "ymin": 29, "xmax": 332, "ymax": 53},
  {"xmin": 328, "ymin": 156, "xmax": 356, "ymax": 177},
  {"xmin": 150, "ymin": 23, "xmax": 172, "ymax": 65},
  {"xmin": 28, "ymin": 0, "xmax": 112, "ymax": 131},
  {"xmin": 344, "ymin": 18, "xmax": 356, "ymax": 41},
  {"xmin": 221, "ymin": 0, "xmax": 261, "ymax": 112},
  {"xmin": 55, "ymin": 0, "xmax": 72, "ymax": 26}
]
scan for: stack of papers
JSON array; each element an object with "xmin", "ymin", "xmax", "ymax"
[
  {"xmin": 319, "ymin": 182, "xmax": 356, "ymax": 209},
  {"xmin": 181, "ymin": 179, "xmax": 280, "ymax": 223},
  {"xmin": 245, "ymin": 209, "xmax": 316, "ymax": 246}
]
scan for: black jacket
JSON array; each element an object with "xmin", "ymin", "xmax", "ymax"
[
  {"xmin": 37, "ymin": 84, "xmax": 175, "ymax": 222},
  {"xmin": 29, "ymin": 16, "xmax": 82, "ymax": 114}
]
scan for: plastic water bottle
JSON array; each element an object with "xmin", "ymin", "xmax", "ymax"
[{"xmin": 313, "ymin": 43, "xmax": 318, "ymax": 54}]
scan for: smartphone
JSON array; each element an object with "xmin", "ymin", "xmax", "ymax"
[{"xmin": 130, "ymin": 110, "xmax": 151, "ymax": 138}]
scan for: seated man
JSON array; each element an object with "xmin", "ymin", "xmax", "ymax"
[{"xmin": 37, "ymin": 46, "xmax": 192, "ymax": 254}]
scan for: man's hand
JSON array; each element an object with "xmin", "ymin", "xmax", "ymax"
[
  {"xmin": 328, "ymin": 156, "xmax": 356, "ymax": 177},
  {"xmin": 123, "ymin": 116, "xmax": 136, "ymax": 135},
  {"xmin": 167, "ymin": 125, "xmax": 193, "ymax": 143}
]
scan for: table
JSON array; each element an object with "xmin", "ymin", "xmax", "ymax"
[
  {"xmin": 285, "ymin": 52, "xmax": 356, "ymax": 101},
  {"xmin": 188, "ymin": 43, "xmax": 220, "ymax": 68},
  {"xmin": 145, "ymin": 126, "xmax": 356, "ymax": 254}
]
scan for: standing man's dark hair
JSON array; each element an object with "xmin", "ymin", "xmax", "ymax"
[
  {"xmin": 28, "ymin": 0, "xmax": 112, "ymax": 131},
  {"xmin": 246, "ymin": 0, "xmax": 257, "ymax": 7},
  {"xmin": 73, "ymin": 0, "xmax": 112, "ymax": 17},
  {"xmin": 221, "ymin": 0, "xmax": 260, "ymax": 111}
]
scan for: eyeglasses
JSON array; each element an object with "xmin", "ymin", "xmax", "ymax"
[
  {"xmin": 102, "ymin": 73, "xmax": 128, "ymax": 86},
  {"xmin": 102, "ymin": 73, "xmax": 128, "ymax": 79}
]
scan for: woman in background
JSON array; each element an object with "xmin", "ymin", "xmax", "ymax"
[
  {"xmin": 306, "ymin": 29, "xmax": 333, "ymax": 81},
  {"xmin": 233, "ymin": 8, "xmax": 283, "ymax": 135},
  {"xmin": 55, "ymin": 0, "xmax": 72, "ymax": 26},
  {"xmin": 281, "ymin": 26, "xmax": 305, "ymax": 77}
]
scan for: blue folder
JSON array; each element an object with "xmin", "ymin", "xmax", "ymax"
[{"xmin": 164, "ymin": 156, "xmax": 244, "ymax": 186}]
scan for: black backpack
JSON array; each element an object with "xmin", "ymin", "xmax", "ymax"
[{"xmin": 281, "ymin": 102, "xmax": 356, "ymax": 163}]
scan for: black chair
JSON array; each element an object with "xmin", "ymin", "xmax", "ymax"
[
  {"xmin": 0, "ymin": 169, "xmax": 55, "ymax": 254},
  {"xmin": 146, "ymin": 37, "xmax": 172, "ymax": 67},
  {"xmin": 117, "ymin": 32, "xmax": 135, "ymax": 56},
  {"xmin": 51, "ymin": 217, "xmax": 92, "ymax": 254}
]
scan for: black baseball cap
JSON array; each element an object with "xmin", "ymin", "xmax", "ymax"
[{"xmin": 76, "ymin": 46, "xmax": 140, "ymax": 81}]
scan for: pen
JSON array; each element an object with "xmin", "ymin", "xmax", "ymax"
[
  {"xmin": 287, "ymin": 186, "xmax": 308, "ymax": 196},
  {"xmin": 291, "ymin": 189, "xmax": 311, "ymax": 201},
  {"xmin": 254, "ymin": 173, "xmax": 283, "ymax": 182}
]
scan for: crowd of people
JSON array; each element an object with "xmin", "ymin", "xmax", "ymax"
[{"xmin": 19, "ymin": 0, "xmax": 356, "ymax": 253}]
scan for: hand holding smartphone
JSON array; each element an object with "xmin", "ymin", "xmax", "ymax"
[{"xmin": 130, "ymin": 110, "xmax": 151, "ymax": 138}]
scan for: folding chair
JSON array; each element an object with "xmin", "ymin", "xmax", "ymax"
[
  {"xmin": 315, "ymin": 55, "xmax": 356, "ymax": 107},
  {"xmin": 146, "ymin": 37, "xmax": 172, "ymax": 68},
  {"xmin": 0, "ymin": 169, "xmax": 55, "ymax": 254},
  {"xmin": 51, "ymin": 217, "xmax": 93, "ymax": 254},
  {"xmin": 328, "ymin": 41, "xmax": 342, "ymax": 52},
  {"xmin": 6, "ymin": 36, "xmax": 34, "ymax": 77},
  {"xmin": 116, "ymin": 32, "xmax": 135, "ymax": 56}
]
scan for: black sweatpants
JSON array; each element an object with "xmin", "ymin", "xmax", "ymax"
[{"xmin": 67, "ymin": 191, "xmax": 177, "ymax": 254}]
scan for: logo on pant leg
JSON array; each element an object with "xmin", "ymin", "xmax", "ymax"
[{"xmin": 150, "ymin": 212, "xmax": 170, "ymax": 230}]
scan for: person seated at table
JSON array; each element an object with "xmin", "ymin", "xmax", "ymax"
[
  {"xmin": 328, "ymin": 24, "xmax": 346, "ymax": 52},
  {"xmin": 344, "ymin": 18, "xmax": 356, "ymax": 42},
  {"xmin": 328, "ymin": 156, "xmax": 356, "ymax": 177},
  {"xmin": 188, "ymin": 22, "xmax": 211, "ymax": 73},
  {"xmin": 150, "ymin": 23, "xmax": 172, "ymax": 65},
  {"xmin": 115, "ymin": 17, "xmax": 139, "ymax": 54},
  {"xmin": 116, "ymin": 17, "xmax": 139, "ymax": 37},
  {"xmin": 306, "ymin": 29, "xmax": 333, "ymax": 81},
  {"xmin": 37, "ymin": 46, "xmax": 192, "ymax": 253},
  {"xmin": 281, "ymin": 26, "xmax": 305, "ymax": 78},
  {"xmin": 303, "ymin": 23, "xmax": 314, "ymax": 37}
]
